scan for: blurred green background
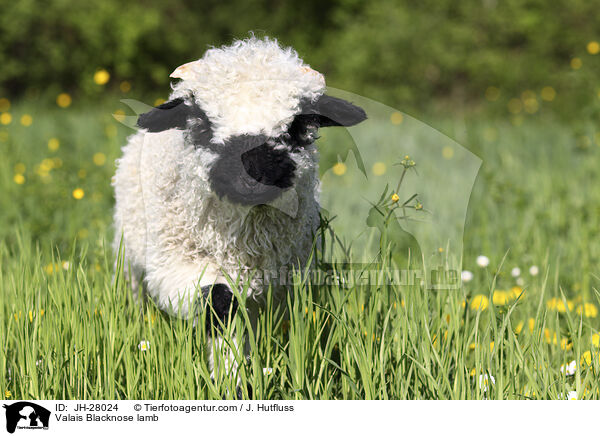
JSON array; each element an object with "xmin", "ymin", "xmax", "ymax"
[{"xmin": 1, "ymin": 0, "xmax": 600, "ymax": 119}]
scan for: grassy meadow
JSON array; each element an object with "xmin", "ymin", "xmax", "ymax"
[{"xmin": 1, "ymin": 97, "xmax": 600, "ymax": 400}]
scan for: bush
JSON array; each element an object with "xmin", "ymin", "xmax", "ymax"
[{"xmin": 0, "ymin": 0, "xmax": 599, "ymax": 117}]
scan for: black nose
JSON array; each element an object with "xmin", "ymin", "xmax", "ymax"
[
  {"xmin": 209, "ymin": 136, "xmax": 296, "ymax": 206},
  {"xmin": 241, "ymin": 143, "xmax": 296, "ymax": 189}
]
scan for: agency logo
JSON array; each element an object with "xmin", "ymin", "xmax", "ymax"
[{"xmin": 2, "ymin": 402, "xmax": 50, "ymax": 434}]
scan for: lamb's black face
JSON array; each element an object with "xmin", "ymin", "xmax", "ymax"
[
  {"xmin": 137, "ymin": 94, "xmax": 367, "ymax": 206},
  {"xmin": 208, "ymin": 135, "xmax": 297, "ymax": 206}
]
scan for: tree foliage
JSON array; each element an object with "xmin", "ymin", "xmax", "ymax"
[{"xmin": 1, "ymin": 0, "xmax": 598, "ymax": 115}]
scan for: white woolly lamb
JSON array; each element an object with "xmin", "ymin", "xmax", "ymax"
[{"xmin": 112, "ymin": 36, "xmax": 366, "ymax": 377}]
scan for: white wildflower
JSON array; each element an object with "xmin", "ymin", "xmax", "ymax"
[
  {"xmin": 62, "ymin": 261, "xmax": 70, "ymax": 271},
  {"xmin": 461, "ymin": 270, "xmax": 474, "ymax": 282},
  {"xmin": 516, "ymin": 277, "xmax": 525, "ymax": 287},
  {"xmin": 476, "ymin": 255, "xmax": 490, "ymax": 268},
  {"xmin": 478, "ymin": 374, "xmax": 495, "ymax": 392},
  {"xmin": 566, "ymin": 391, "xmax": 577, "ymax": 400},
  {"xmin": 511, "ymin": 267, "xmax": 521, "ymax": 277},
  {"xmin": 529, "ymin": 265, "xmax": 539, "ymax": 276},
  {"xmin": 138, "ymin": 340, "xmax": 150, "ymax": 351},
  {"xmin": 560, "ymin": 360, "xmax": 577, "ymax": 376},
  {"xmin": 263, "ymin": 367, "xmax": 273, "ymax": 376}
]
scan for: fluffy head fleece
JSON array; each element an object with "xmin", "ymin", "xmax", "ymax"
[{"xmin": 112, "ymin": 36, "xmax": 367, "ymax": 322}]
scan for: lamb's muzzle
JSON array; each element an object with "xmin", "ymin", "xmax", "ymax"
[{"xmin": 208, "ymin": 134, "xmax": 297, "ymax": 206}]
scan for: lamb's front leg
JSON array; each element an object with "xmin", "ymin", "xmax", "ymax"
[
  {"xmin": 145, "ymin": 261, "xmax": 242, "ymax": 384},
  {"xmin": 199, "ymin": 283, "xmax": 241, "ymax": 381}
]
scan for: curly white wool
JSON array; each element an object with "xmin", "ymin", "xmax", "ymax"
[{"xmin": 170, "ymin": 37, "xmax": 326, "ymax": 144}]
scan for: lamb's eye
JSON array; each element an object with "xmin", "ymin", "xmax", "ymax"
[{"xmin": 287, "ymin": 114, "xmax": 320, "ymax": 148}]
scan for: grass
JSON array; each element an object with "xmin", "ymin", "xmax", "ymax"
[{"xmin": 1, "ymin": 99, "xmax": 600, "ymax": 399}]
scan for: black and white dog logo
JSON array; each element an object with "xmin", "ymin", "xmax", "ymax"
[{"xmin": 2, "ymin": 402, "xmax": 50, "ymax": 433}]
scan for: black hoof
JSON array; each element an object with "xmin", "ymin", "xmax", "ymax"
[{"xmin": 197, "ymin": 283, "xmax": 238, "ymax": 334}]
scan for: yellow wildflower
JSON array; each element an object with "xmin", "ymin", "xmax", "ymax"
[
  {"xmin": 56, "ymin": 93, "xmax": 72, "ymax": 108},
  {"xmin": 510, "ymin": 286, "xmax": 524, "ymax": 299},
  {"xmin": 112, "ymin": 109, "xmax": 126, "ymax": 122},
  {"xmin": 546, "ymin": 297, "xmax": 573, "ymax": 313},
  {"xmin": 93, "ymin": 152, "xmax": 106, "ymax": 166},
  {"xmin": 20, "ymin": 114, "xmax": 32, "ymax": 126},
  {"xmin": 587, "ymin": 41, "xmax": 600, "ymax": 55},
  {"xmin": 391, "ymin": 193, "xmax": 400, "ymax": 203},
  {"xmin": 0, "ymin": 112, "xmax": 12, "ymax": 125},
  {"xmin": 576, "ymin": 303, "xmax": 598, "ymax": 318},
  {"xmin": 44, "ymin": 263, "xmax": 59, "ymax": 274},
  {"xmin": 492, "ymin": 290, "xmax": 510, "ymax": 305},
  {"xmin": 120, "ymin": 81, "xmax": 131, "ymax": 92},
  {"xmin": 372, "ymin": 162, "xmax": 386, "ymax": 176},
  {"xmin": 523, "ymin": 97, "xmax": 538, "ymax": 114},
  {"xmin": 544, "ymin": 329, "xmax": 571, "ymax": 349},
  {"xmin": 390, "ymin": 112, "xmax": 403, "ymax": 125},
  {"xmin": 442, "ymin": 146, "xmax": 454, "ymax": 159},
  {"xmin": 560, "ymin": 338, "xmax": 572, "ymax": 351},
  {"xmin": 332, "ymin": 162, "xmax": 347, "ymax": 176},
  {"xmin": 540, "ymin": 87, "xmax": 556, "ymax": 101},
  {"xmin": 580, "ymin": 351, "xmax": 593, "ymax": 367},
  {"xmin": 470, "ymin": 294, "xmax": 489, "ymax": 311},
  {"xmin": 515, "ymin": 321, "xmax": 524, "ymax": 334},
  {"xmin": 93, "ymin": 69, "xmax": 110, "ymax": 85},
  {"xmin": 72, "ymin": 188, "xmax": 85, "ymax": 200},
  {"xmin": 48, "ymin": 138, "xmax": 60, "ymax": 151}
]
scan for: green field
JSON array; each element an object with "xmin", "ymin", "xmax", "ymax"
[{"xmin": 1, "ymin": 99, "xmax": 600, "ymax": 400}]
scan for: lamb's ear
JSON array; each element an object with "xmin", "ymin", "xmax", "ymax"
[
  {"xmin": 137, "ymin": 98, "xmax": 204, "ymax": 132},
  {"xmin": 302, "ymin": 95, "xmax": 367, "ymax": 127}
]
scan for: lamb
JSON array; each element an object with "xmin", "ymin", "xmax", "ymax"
[{"xmin": 112, "ymin": 36, "xmax": 366, "ymax": 374}]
